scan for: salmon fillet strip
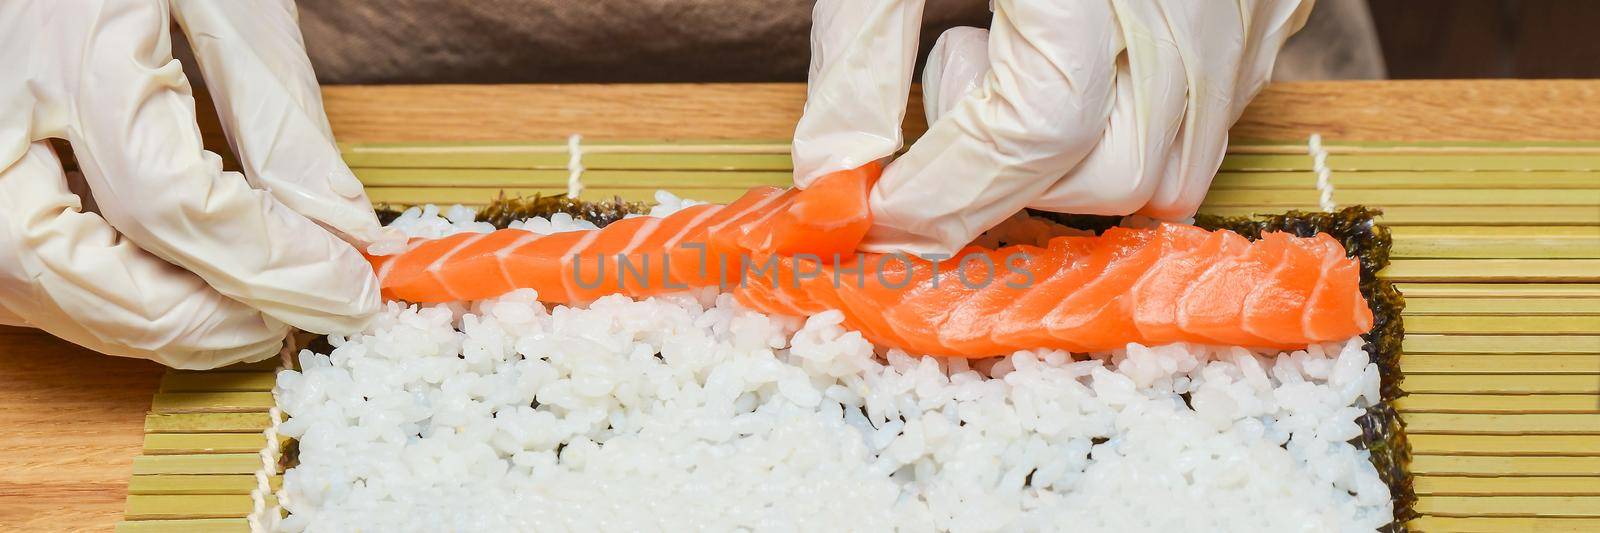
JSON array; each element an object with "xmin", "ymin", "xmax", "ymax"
[{"xmin": 370, "ymin": 171, "xmax": 1372, "ymax": 356}]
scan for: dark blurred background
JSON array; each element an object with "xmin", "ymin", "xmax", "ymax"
[
  {"xmin": 1366, "ymin": 0, "xmax": 1599, "ymax": 78},
  {"xmin": 281, "ymin": 0, "xmax": 1598, "ymax": 84}
]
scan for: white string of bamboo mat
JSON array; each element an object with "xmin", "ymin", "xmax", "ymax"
[
  {"xmin": 1308, "ymin": 134, "xmax": 1337, "ymax": 213},
  {"xmin": 246, "ymin": 337, "xmax": 298, "ymax": 533},
  {"xmin": 566, "ymin": 134, "xmax": 586, "ymax": 199}
]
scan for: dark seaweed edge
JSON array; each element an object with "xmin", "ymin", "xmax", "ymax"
[
  {"xmin": 476, "ymin": 193, "xmax": 649, "ymax": 228},
  {"xmin": 374, "ymin": 201, "xmax": 1414, "ymax": 530},
  {"xmin": 374, "ymin": 205, "xmax": 403, "ymax": 226},
  {"xmin": 375, "ymin": 193, "xmax": 652, "ymax": 230}
]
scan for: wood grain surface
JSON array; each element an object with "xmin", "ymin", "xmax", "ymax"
[
  {"xmin": 317, "ymin": 80, "xmax": 1600, "ymax": 143},
  {"xmin": 0, "ymin": 327, "xmax": 164, "ymax": 532},
  {"xmin": 5, "ymin": 80, "xmax": 1599, "ymax": 532}
]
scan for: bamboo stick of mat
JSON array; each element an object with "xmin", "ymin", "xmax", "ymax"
[
  {"xmin": 1397, "ymin": 394, "xmax": 1599, "ymax": 415},
  {"xmin": 1398, "ymin": 355, "xmax": 1600, "ymax": 375},
  {"xmin": 1402, "ymin": 298, "xmax": 1600, "ymax": 315},
  {"xmin": 1407, "ymin": 516, "xmax": 1600, "ymax": 533},
  {"xmin": 1397, "ymin": 284, "xmax": 1600, "ymax": 298},
  {"xmin": 1414, "ymin": 476, "xmax": 1600, "ymax": 496},
  {"xmin": 127, "ymin": 475, "xmax": 281, "ymax": 496}
]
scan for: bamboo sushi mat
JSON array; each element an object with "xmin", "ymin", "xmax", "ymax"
[{"xmin": 116, "ymin": 140, "xmax": 1600, "ymax": 533}]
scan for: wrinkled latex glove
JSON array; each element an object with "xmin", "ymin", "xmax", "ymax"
[
  {"xmin": 0, "ymin": 0, "xmax": 383, "ymax": 369},
  {"xmin": 794, "ymin": 0, "xmax": 1314, "ymax": 256}
]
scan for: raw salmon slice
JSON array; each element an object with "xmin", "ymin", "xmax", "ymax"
[
  {"xmin": 1042, "ymin": 226, "xmax": 1200, "ymax": 352},
  {"xmin": 1241, "ymin": 233, "xmax": 1324, "ymax": 346},
  {"xmin": 636, "ymin": 203, "xmax": 723, "ymax": 295},
  {"xmin": 565, "ymin": 216, "xmax": 657, "ymax": 303},
  {"xmin": 1177, "ymin": 232, "xmax": 1285, "ymax": 347},
  {"xmin": 830, "ymin": 252, "xmax": 922, "ymax": 350},
  {"xmin": 878, "ymin": 248, "xmax": 998, "ymax": 356},
  {"xmin": 501, "ymin": 230, "xmax": 592, "ymax": 304},
  {"xmin": 758, "ymin": 162, "xmax": 882, "ymax": 258},
  {"xmin": 1130, "ymin": 230, "xmax": 1242, "ymax": 345},
  {"xmin": 868, "ymin": 254, "xmax": 948, "ymax": 350},
  {"xmin": 733, "ymin": 253, "xmax": 828, "ymax": 317},
  {"xmin": 1305, "ymin": 251, "xmax": 1372, "ymax": 341},
  {"xmin": 677, "ymin": 186, "xmax": 788, "ymax": 288},
  {"xmin": 937, "ymin": 244, "xmax": 1071, "ymax": 355},
  {"xmin": 429, "ymin": 229, "xmax": 532, "ymax": 301},
  {"xmin": 794, "ymin": 254, "xmax": 861, "ymax": 327},
  {"xmin": 772, "ymin": 254, "xmax": 833, "ymax": 315},
  {"xmin": 379, "ymin": 232, "xmax": 480, "ymax": 302},
  {"xmin": 987, "ymin": 235, "xmax": 1115, "ymax": 353},
  {"xmin": 712, "ymin": 190, "xmax": 797, "ymax": 286}
]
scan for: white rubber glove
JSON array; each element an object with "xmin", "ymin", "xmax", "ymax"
[
  {"xmin": 0, "ymin": 0, "xmax": 383, "ymax": 369},
  {"xmin": 792, "ymin": 0, "xmax": 926, "ymax": 187},
  {"xmin": 795, "ymin": 0, "xmax": 1314, "ymax": 256}
]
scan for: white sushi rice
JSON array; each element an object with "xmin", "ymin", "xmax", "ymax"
[{"xmin": 275, "ymin": 199, "xmax": 1393, "ymax": 532}]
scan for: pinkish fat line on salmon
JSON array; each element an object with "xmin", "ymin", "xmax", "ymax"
[{"xmin": 367, "ymin": 165, "xmax": 1373, "ymax": 357}]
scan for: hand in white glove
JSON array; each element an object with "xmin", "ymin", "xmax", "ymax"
[
  {"xmin": 794, "ymin": 0, "xmax": 1314, "ymax": 256},
  {"xmin": 0, "ymin": 0, "xmax": 383, "ymax": 369}
]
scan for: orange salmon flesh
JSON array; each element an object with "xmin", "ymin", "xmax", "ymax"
[{"xmin": 368, "ymin": 166, "xmax": 1373, "ymax": 357}]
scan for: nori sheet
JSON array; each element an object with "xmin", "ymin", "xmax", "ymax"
[
  {"xmin": 374, "ymin": 206, "xmax": 403, "ymax": 226},
  {"xmin": 373, "ymin": 200, "xmax": 1415, "ymax": 530},
  {"xmin": 374, "ymin": 193, "xmax": 651, "ymax": 229},
  {"xmin": 475, "ymin": 194, "xmax": 649, "ymax": 228}
]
